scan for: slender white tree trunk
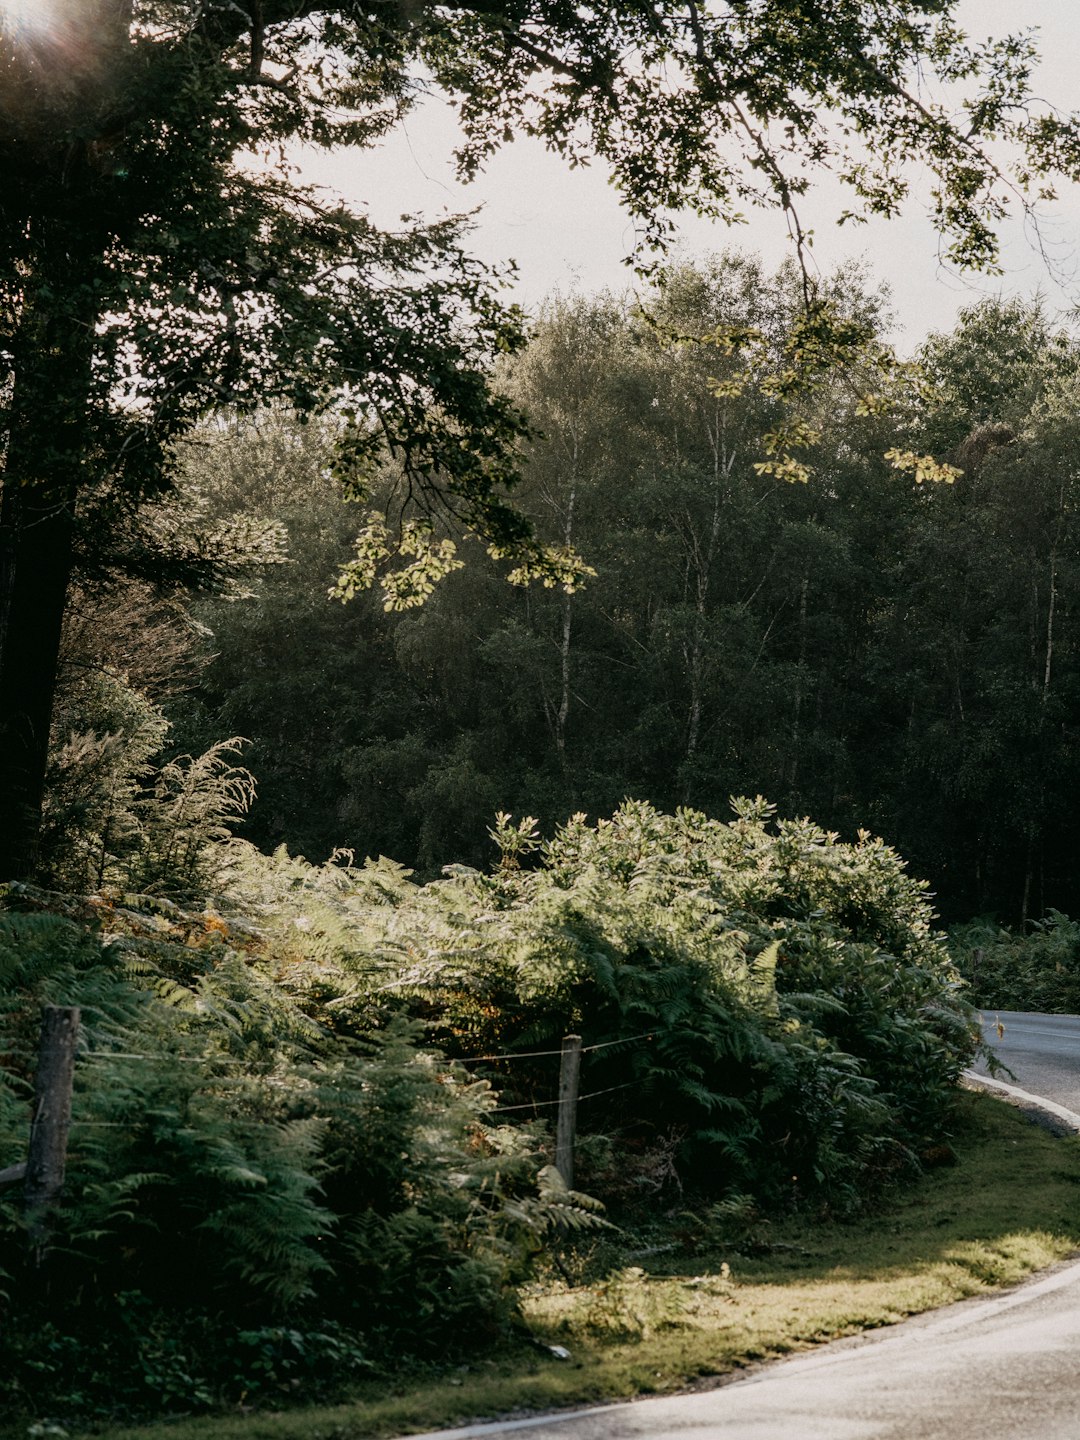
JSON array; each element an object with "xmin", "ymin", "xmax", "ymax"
[{"xmin": 684, "ymin": 405, "xmax": 734, "ymax": 775}]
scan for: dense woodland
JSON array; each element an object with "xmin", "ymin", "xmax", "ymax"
[
  {"xmin": 8, "ymin": 1, "xmax": 1080, "ymax": 1425},
  {"xmin": 76, "ymin": 258, "xmax": 1080, "ymax": 929},
  {"xmin": 2, "ymin": 252, "xmax": 1035, "ymax": 1421}
]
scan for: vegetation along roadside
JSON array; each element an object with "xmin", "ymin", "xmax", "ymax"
[
  {"xmin": 0, "ymin": 797, "xmax": 1064, "ymax": 1437},
  {"xmin": 8, "ymin": 3, "xmax": 1080, "ymax": 1437},
  {"xmin": 24, "ymin": 1091, "xmax": 1080, "ymax": 1440}
]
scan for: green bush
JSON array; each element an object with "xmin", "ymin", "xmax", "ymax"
[
  {"xmin": 0, "ymin": 798, "xmax": 978, "ymax": 1423},
  {"xmin": 949, "ymin": 911, "xmax": 1080, "ymax": 1013},
  {"xmin": 239, "ymin": 798, "xmax": 977, "ymax": 1214},
  {"xmin": 40, "ymin": 656, "xmax": 256, "ymax": 900},
  {"xmin": 0, "ymin": 1306, "xmax": 374, "ymax": 1417},
  {"xmin": 0, "ymin": 904, "xmax": 549, "ymax": 1423}
]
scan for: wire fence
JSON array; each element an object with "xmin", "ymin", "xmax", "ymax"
[
  {"xmin": 6, "ymin": 1032, "xmax": 657, "ymax": 1069},
  {"xmin": 457, "ymin": 1031, "xmax": 656, "ymax": 1064},
  {"xmin": 488, "ymin": 1081, "xmax": 640, "ymax": 1114},
  {"xmin": 4, "ymin": 1011, "xmax": 659, "ymax": 1194}
]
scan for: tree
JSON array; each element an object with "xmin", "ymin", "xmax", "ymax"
[
  {"xmin": 174, "ymin": 276, "xmax": 1080, "ymax": 923},
  {"xmin": 172, "ymin": 409, "xmax": 396, "ymax": 861},
  {"xmin": 869, "ymin": 299, "xmax": 1080, "ymax": 922},
  {"xmin": 3, "ymin": 2, "xmax": 1080, "ymax": 879}
]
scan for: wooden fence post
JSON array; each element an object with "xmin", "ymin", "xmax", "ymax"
[
  {"xmin": 555, "ymin": 1033, "xmax": 582, "ymax": 1190},
  {"xmin": 24, "ymin": 1005, "xmax": 79, "ymax": 1251}
]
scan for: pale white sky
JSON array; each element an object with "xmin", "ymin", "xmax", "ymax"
[{"xmin": 300, "ymin": 1, "xmax": 1080, "ymax": 350}]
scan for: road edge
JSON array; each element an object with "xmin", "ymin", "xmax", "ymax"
[
  {"xmin": 406, "ymin": 1252, "xmax": 1080, "ymax": 1439},
  {"xmin": 961, "ymin": 1069, "xmax": 1080, "ymax": 1134},
  {"xmin": 407, "ymin": 1080, "xmax": 1080, "ymax": 1440}
]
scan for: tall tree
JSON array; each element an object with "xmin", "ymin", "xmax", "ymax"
[
  {"xmin": 177, "ymin": 276, "xmax": 1080, "ymax": 924},
  {"xmin": 3, "ymin": 1, "xmax": 1080, "ymax": 879},
  {"xmin": 872, "ymin": 299, "xmax": 1080, "ymax": 921}
]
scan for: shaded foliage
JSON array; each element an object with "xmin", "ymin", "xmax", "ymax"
[
  {"xmin": 0, "ymin": 892, "xmax": 556, "ymax": 1420},
  {"xmin": 219, "ymin": 799, "xmax": 976, "ymax": 1213},
  {"xmin": 949, "ymin": 912, "xmax": 1080, "ymax": 1015},
  {"xmin": 29, "ymin": 244, "xmax": 1071, "ymax": 932},
  {"xmin": 176, "ymin": 268, "xmax": 1080, "ymax": 924}
]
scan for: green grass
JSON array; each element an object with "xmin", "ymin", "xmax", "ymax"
[{"xmin": 34, "ymin": 1092, "xmax": 1080, "ymax": 1440}]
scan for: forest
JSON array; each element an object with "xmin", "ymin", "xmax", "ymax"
[
  {"xmin": 3, "ymin": 251, "xmax": 1076, "ymax": 1422},
  {"xmin": 154, "ymin": 260, "xmax": 1080, "ymax": 928},
  {"xmin": 6, "ymin": 0, "xmax": 1080, "ymax": 1428}
]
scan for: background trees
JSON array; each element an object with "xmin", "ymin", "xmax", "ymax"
[
  {"xmin": 875, "ymin": 303, "xmax": 1080, "ymax": 921},
  {"xmin": 5, "ymin": 1, "xmax": 1080, "ymax": 880},
  {"xmin": 169, "ymin": 264, "xmax": 1080, "ymax": 925}
]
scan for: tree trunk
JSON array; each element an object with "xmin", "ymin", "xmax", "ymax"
[
  {"xmin": 0, "ymin": 240, "xmax": 98, "ymax": 880},
  {"xmin": 0, "ymin": 0, "xmax": 134, "ymax": 879},
  {"xmin": 555, "ymin": 465, "xmax": 577, "ymax": 761},
  {"xmin": 787, "ymin": 574, "xmax": 809, "ymax": 796},
  {"xmin": 0, "ymin": 485, "xmax": 76, "ymax": 879},
  {"xmin": 1021, "ymin": 825, "xmax": 1034, "ymax": 931},
  {"xmin": 683, "ymin": 411, "xmax": 733, "ymax": 790}
]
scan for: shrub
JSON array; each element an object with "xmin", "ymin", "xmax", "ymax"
[
  {"xmin": 0, "ymin": 903, "xmax": 549, "ymax": 1423},
  {"xmin": 237, "ymin": 798, "xmax": 977, "ymax": 1214},
  {"xmin": 0, "ymin": 797, "xmax": 978, "ymax": 1422},
  {"xmin": 949, "ymin": 911, "xmax": 1080, "ymax": 1013},
  {"xmin": 40, "ymin": 657, "xmax": 255, "ymax": 900}
]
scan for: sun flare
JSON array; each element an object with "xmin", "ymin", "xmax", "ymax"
[{"xmin": 0, "ymin": 0, "xmax": 57, "ymax": 37}]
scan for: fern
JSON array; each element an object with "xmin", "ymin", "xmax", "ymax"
[
  {"xmin": 124, "ymin": 738, "xmax": 255, "ymax": 899},
  {"xmin": 0, "ymin": 793, "xmax": 978, "ymax": 1419},
  {"xmin": 508, "ymin": 1164, "xmax": 615, "ymax": 1238},
  {"xmin": 259, "ymin": 799, "xmax": 978, "ymax": 1212}
]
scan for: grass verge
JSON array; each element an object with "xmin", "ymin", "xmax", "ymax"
[{"xmin": 35, "ymin": 1091, "xmax": 1080, "ymax": 1440}]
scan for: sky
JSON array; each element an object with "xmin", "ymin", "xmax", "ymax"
[{"xmin": 299, "ymin": 1, "xmax": 1080, "ymax": 350}]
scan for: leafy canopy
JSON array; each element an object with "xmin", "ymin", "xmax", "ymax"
[{"xmin": 3, "ymin": 2, "xmax": 1079, "ymax": 586}]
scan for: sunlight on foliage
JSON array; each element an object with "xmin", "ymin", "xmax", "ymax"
[{"xmin": 884, "ymin": 448, "xmax": 962, "ymax": 485}]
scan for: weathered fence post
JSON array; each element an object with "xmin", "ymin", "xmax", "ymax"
[
  {"xmin": 24, "ymin": 1005, "xmax": 79, "ymax": 1251},
  {"xmin": 555, "ymin": 1033, "xmax": 582, "ymax": 1189}
]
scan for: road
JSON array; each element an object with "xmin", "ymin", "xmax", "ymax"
[
  {"xmin": 971, "ymin": 1009, "xmax": 1080, "ymax": 1120},
  {"xmin": 410, "ymin": 1011, "xmax": 1080, "ymax": 1440},
  {"xmin": 418, "ymin": 1259, "xmax": 1080, "ymax": 1440}
]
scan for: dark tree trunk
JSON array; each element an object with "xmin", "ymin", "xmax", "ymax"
[
  {"xmin": 0, "ymin": 482, "xmax": 76, "ymax": 880},
  {"xmin": 0, "ymin": 236, "xmax": 97, "ymax": 881},
  {"xmin": 0, "ymin": 0, "xmax": 134, "ymax": 880}
]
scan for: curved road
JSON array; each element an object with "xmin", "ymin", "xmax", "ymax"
[
  {"xmin": 972, "ymin": 1010, "xmax": 1080, "ymax": 1119},
  {"xmin": 410, "ymin": 1011, "xmax": 1080, "ymax": 1440}
]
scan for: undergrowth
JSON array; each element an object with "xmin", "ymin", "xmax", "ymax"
[
  {"xmin": 17, "ymin": 1090, "xmax": 1079, "ymax": 1440},
  {"xmin": 950, "ymin": 911, "xmax": 1080, "ymax": 1012},
  {"xmin": 0, "ymin": 798, "xmax": 983, "ymax": 1430}
]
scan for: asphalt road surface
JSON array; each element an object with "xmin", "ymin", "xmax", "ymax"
[
  {"xmin": 972, "ymin": 1010, "xmax": 1080, "ymax": 1119},
  {"xmin": 410, "ymin": 1011, "xmax": 1080, "ymax": 1440}
]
